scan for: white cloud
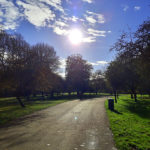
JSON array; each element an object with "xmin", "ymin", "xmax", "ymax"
[
  {"xmin": 53, "ymin": 26, "xmax": 68, "ymax": 35},
  {"xmin": 87, "ymin": 28, "xmax": 106, "ymax": 37},
  {"xmin": 55, "ymin": 20, "xmax": 68, "ymax": 27},
  {"xmin": 123, "ymin": 5, "xmax": 129, "ymax": 12},
  {"xmin": 62, "ymin": 15, "xmax": 79, "ymax": 22},
  {"xmin": 70, "ymin": 16, "xmax": 78, "ymax": 22},
  {"xmin": 0, "ymin": 0, "xmax": 108, "ymax": 43},
  {"xmin": 85, "ymin": 11, "xmax": 105, "ymax": 25},
  {"xmin": 83, "ymin": 36, "xmax": 96, "ymax": 43},
  {"xmin": 0, "ymin": 10, "xmax": 3, "ymax": 16},
  {"xmin": 82, "ymin": 0, "xmax": 93, "ymax": 3},
  {"xmin": 89, "ymin": 60, "xmax": 108, "ymax": 66},
  {"xmin": 0, "ymin": 0, "xmax": 21, "ymax": 30},
  {"xmin": 59, "ymin": 58, "xmax": 66, "ymax": 69},
  {"xmin": 89, "ymin": 62, "xmax": 99, "ymax": 66},
  {"xmin": 17, "ymin": 1, "xmax": 55, "ymax": 27},
  {"xmin": 82, "ymin": 28, "xmax": 108, "ymax": 43},
  {"xmin": 85, "ymin": 16, "xmax": 97, "ymax": 24},
  {"xmin": 134, "ymin": 6, "xmax": 141, "ymax": 11},
  {"xmin": 58, "ymin": 72, "xmax": 65, "ymax": 78},
  {"xmin": 97, "ymin": 61, "xmax": 108, "ymax": 65},
  {"xmin": 0, "ymin": 0, "xmax": 65, "ymax": 29},
  {"xmin": 58, "ymin": 57, "xmax": 66, "ymax": 78},
  {"xmin": 38, "ymin": 0, "xmax": 64, "ymax": 12},
  {"xmin": 50, "ymin": 17, "xmax": 69, "ymax": 36}
]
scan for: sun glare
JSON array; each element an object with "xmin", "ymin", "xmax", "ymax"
[{"xmin": 68, "ymin": 29, "xmax": 83, "ymax": 45}]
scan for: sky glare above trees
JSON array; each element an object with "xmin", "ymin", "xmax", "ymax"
[{"xmin": 0, "ymin": 0, "xmax": 150, "ymax": 77}]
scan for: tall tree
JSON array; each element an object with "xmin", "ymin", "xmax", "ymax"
[
  {"xmin": 134, "ymin": 19, "xmax": 150, "ymax": 95},
  {"xmin": 0, "ymin": 30, "xmax": 60, "ymax": 106},
  {"xmin": 30, "ymin": 43, "xmax": 59, "ymax": 97},
  {"xmin": 0, "ymin": 31, "xmax": 31, "ymax": 107},
  {"xmin": 90, "ymin": 70, "xmax": 106, "ymax": 95},
  {"xmin": 65, "ymin": 54, "xmax": 93, "ymax": 98},
  {"xmin": 105, "ymin": 60, "xmax": 124, "ymax": 103}
]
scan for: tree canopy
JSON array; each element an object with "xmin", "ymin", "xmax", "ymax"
[
  {"xmin": 106, "ymin": 18, "xmax": 150, "ymax": 102},
  {"xmin": 65, "ymin": 54, "xmax": 93, "ymax": 97}
]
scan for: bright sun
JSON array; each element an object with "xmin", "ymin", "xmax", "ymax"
[{"xmin": 68, "ymin": 29, "xmax": 83, "ymax": 45}]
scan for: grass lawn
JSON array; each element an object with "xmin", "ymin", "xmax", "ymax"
[
  {"xmin": 105, "ymin": 94, "xmax": 150, "ymax": 150},
  {"xmin": 0, "ymin": 97, "xmax": 67, "ymax": 126}
]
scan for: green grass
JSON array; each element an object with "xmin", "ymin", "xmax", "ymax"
[
  {"xmin": 105, "ymin": 94, "xmax": 150, "ymax": 150},
  {"xmin": 0, "ymin": 97, "xmax": 67, "ymax": 126}
]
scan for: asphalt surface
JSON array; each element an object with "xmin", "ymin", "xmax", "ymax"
[{"xmin": 0, "ymin": 97, "xmax": 116, "ymax": 150}]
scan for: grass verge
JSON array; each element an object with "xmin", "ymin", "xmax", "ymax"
[
  {"xmin": 105, "ymin": 94, "xmax": 150, "ymax": 150},
  {"xmin": 0, "ymin": 97, "xmax": 67, "ymax": 126}
]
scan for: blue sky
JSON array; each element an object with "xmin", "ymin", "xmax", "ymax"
[{"xmin": 0, "ymin": 0, "xmax": 150, "ymax": 76}]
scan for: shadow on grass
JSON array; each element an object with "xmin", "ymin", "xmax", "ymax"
[
  {"xmin": 0, "ymin": 112, "xmax": 46, "ymax": 129},
  {"xmin": 125, "ymin": 98, "xmax": 150, "ymax": 119},
  {"xmin": 29, "ymin": 94, "xmax": 110, "ymax": 101},
  {"xmin": 79, "ymin": 95, "xmax": 110, "ymax": 101},
  {"xmin": 112, "ymin": 109, "xmax": 122, "ymax": 115},
  {"xmin": 0, "ymin": 94, "xmax": 110, "ymax": 107}
]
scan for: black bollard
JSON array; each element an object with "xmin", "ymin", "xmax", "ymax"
[{"xmin": 108, "ymin": 99, "xmax": 114, "ymax": 111}]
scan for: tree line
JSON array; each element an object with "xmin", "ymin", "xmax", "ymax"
[
  {"xmin": 105, "ymin": 18, "xmax": 150, "ymax": 102},
  {"xmin": 1, "ymin": 18, "xmax": 149, "ymax": 107},
  {"xmin": 0, "ymin": 30, "xmax": 107, "ymax": 107}
]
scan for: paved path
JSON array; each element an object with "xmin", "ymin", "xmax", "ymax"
[{"xmin": 0, "ymin": 97, "xmax": 116, "ymax": 150}]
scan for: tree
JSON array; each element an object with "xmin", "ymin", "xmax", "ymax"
[
  {"xmin": 134, "ymin": 19, "xmax": 150, "ymax": 95},
  {"xmin": 90, "ymin": 70, "xmax": 106, "ymax": 95},
  {"xmin": 0, "ymin": 31, "xmax": 31, "ymax": 107},
  {"xmin": 49, "ymin": 73, "xmax": 65, "ymax": 97},
  {"xmin": 0, "ymin": 30, "xmax": 60, "ymax": 106},
  {"xmin": 105, "ymin": 60, "xmax": 124, "ymax": 103},
  {"xmin": 111, "ymin": 19, "xmax": 150, "ymax": 96},
  {"xmin": 107, "ymin": 48, "xmax": 140, "ymax": 102},
  {"xmin": 0, "ymin": 30, "xmax": 11, "ymax": 96},
  {"xmin": 29, "ymin": 43, "xmax": 59, "ymax": 98},
  {"xmin": 118, "ymin": 55, "xmax": 140, "ymax": 102},
  {"xmin": 65, "ymin": 54, "xmax": 93, "ymax": 98}
]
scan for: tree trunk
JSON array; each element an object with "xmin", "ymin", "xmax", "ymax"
[
  {"xmin": 114, "ymin": 90, "xmax": 117, "ymax": 103},
  {"xmin": 134, "ymin": 92, "xmax": 137, "ymax": 102},
  {"xmin": 51, "ymin": 91, "xmax": 54, "ymax": 98},
  {"xmin": 131, "ymin": 93, "xmax": 134, "ymax": 99},
  {"xmin": 79, "ymin": 92, "xmax": 83, "ymax": 100},
  {"xmin": 117, "ymin": 92, "xmax": 119, "ymax": 99},
  {"xmin": 33, "ymin": 93, "xmax": 36, "ymax": 97},
  {"xmin": 132, "ymin": 89, "xmax": 137, "ymax": 102},
  {"xmin": 140, "ymin": 93, "xmax": 143, "ymax": 99},
  {"xmin": 41, "ymin": 91, "xmax": 45, "ymax": 100},
  {"xmin": 26, "ymin": 95, "xmax": 30, "ymax": 101},
  {"xmin": 68, "ymin": 92, "xmax": 71, "ymax": 96},
  {"xmin": 17, "ymin": 97, "xmax": 25, "ymax": 107}
]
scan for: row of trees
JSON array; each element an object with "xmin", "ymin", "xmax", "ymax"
[
  {"xmin": 2, "ymin": 18, "xmax": 148, "ymax": 106},
  {"xmin": 0, "ymin": 30, "xmax": 63, "ymax": 106},
  {"xmin": 105, "ymin": 18, "xmax": 150, "ymax": 102},
  {"xmin": 0, "ymin": 30, "xmax": 107, "ymax": 107}
]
